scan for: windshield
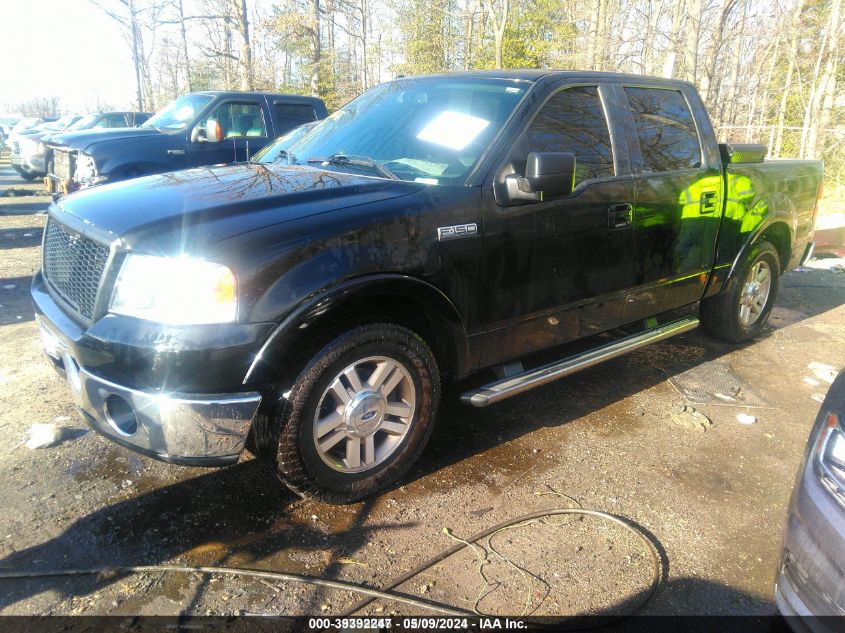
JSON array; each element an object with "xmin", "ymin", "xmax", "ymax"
[
  {"xmin": 43, "ymin": 115, "xmax": 80, "ymax": 131},
  {"xmin": 11, "ymin": 119, "xmax": 41, "ymax": 134},
  {"xmin": 289, "ymin": 77, "xmax": 528, "ymax": 185},
  {"xmin": 67, "ymin": 114, "xmax": 99, "ymax": 131},
  {"xmin": 253, "ymin": 121, "xmax": 320, "ymax": 163},
  {"xmin": 143, "ymin": 94, "xmax": 214, "ymax": 131}
]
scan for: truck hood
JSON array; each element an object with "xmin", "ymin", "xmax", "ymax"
[
  {"xmin": 47, "ymin": 127, "xmax": 162, "ymax": 151},
  {"xmin": 54, "ymin": 162, "xmax": 423, "ymax": 253}
]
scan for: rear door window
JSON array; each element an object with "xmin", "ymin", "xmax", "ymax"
[
  {"xmin": 274, "ymin": 103, "xmax": 318, "ymax": 134},
  {"xmin": 525, "ymin": 86, "xmax": 614, "ymax": 185},
  {"xmin": 624, "ymin": 87, "xmax": 701, "ymax": 173}
]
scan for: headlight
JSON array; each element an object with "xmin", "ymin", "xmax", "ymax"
[
  {"xmin": 74, "ymin": 153, "xmax": 99, "ymax": 184},
  {"xmin": 109, "ymin": 254, "xmax": 237, "ymax": 324},
  {"xmin": 814, "ymin": 412, "xmax": 845, "ymax": 505}
]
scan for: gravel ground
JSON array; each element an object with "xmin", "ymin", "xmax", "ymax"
[{"xmin": 0, "ymin": 151, "xmax": 843, "ymax": 619}]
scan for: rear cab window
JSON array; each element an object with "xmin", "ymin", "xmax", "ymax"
[
  {"xmin": 274, "ymin": 103, "xmax": 318, "ymax": 134},
  {"xmin": 623, "ymin": 87, "xmax": 702, "ymax": 173}
]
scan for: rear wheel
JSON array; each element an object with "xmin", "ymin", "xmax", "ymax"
[
  {"xmin": 256, "ymin": 323, "xmax": 440, "ymax": 503},
  {"xmin": 701, "ymin": 240, "xmax": 780, "ymax": 343}
]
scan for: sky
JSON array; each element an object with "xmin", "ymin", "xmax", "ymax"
[{"xmin": 0, "ymin": 0, "xmax": 138, "ymax": 115}]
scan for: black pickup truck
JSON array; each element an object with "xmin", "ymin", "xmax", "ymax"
[
  {"xmin": 45, "ymin": 91, "xmax": 327, "ymax": 195},
  {"xmin": 32, "ymin": 71, "xmax": 822, "ymax": 502}
]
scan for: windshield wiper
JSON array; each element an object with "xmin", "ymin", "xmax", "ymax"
[{"xmin": 307, "ymin": 153, "xmax": 400, "ymax": 180}]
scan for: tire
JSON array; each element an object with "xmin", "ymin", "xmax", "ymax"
[
  {"xmin": 255, "ymin": 323, "xmax": 440, "ymax": 503},
  {"xmin": 18, "ymin": 170, "xmax": 37, "ymax": 182},
  {"xmin": 701, "ymin": 240, "xmax": 780, "ymax": 343}
]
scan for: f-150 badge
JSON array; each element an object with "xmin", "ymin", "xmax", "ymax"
[{"xmin": 437, "ymin": 223, "xmax": 478, "ymax": 241}]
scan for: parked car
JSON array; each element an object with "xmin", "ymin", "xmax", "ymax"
[
  {"xmin": 46, "ymin": 91, "xmax": 327, "ymax": 195},
  {"xmin": 39, "ymin": 111, "xmax": 152, "ymax": 191},
  {"xmin": 775, "ymin": 370, "xmax": 845, "ymax": 626},
  {"xmin": 32, "ymin": 71, "xmax": 823, "ymax": 502},
  {"xmin": 252, "ymin": 120, "xmax": 320, "ymax": 163},
  {"xmin": 10, "ymin": 115, "xmax": 81, "ymax": 180}
]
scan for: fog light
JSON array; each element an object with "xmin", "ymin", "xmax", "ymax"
[{"xmin": 104, "ymin": 395, "xmax": 138, "ymax": 436}]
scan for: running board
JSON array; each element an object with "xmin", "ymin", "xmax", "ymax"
[{"xmin": 461, "ymin": 317, "xmax": 700, "ymax": 407}]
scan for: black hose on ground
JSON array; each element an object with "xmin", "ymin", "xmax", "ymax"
[{"xmin": 0, "ymin": 507, "xmax": 662, "ymax": 624}]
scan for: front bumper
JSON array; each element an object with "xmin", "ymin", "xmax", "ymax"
[
  {"xmin": 32, "ymin": 270, "xmax": 270, "ymax": 466},
  {"xmin": 38, "ymin": 313, "xmax": 262, "ymax": 465}
]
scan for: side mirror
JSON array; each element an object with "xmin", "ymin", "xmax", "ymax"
[
  {"xmin": 206, "ymin": 119, "xmax": 223, "ymax": 143},
  {"xmin": 504, "ymin": 152, "xmax": 576, "ymax": 204},
  {"xmin": 190, "ymin": 127, "xmax": 201, "ymax": 143}
]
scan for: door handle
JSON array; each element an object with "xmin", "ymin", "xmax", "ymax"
[
  {"xmin": 700, "ymin": 191, "xmax": 717, "ymax": 214},
  {"xmin": 608, "ymin": 203, "xmax": 632, "ymax": 229}
]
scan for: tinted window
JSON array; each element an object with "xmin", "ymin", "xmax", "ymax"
[
  {"xmin": 526, "ymin": 86, "xmax": 614, "ymax": 184},
  {"xmin": 624, "ymin": 87, "xmax": 701, "ymax": 173},
  {"xmin": 274, "ymin": 103, "xmax": 317, "ymax": 133}
]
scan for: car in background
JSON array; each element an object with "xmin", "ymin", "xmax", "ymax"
[
  {"xmin": 41, "ymin": 111, "xmax": 151, "ymax": 190},
  {"xmin": 776, "ymin": 369, "xmax": 845, "ymax": 627},
  {"xmin": 10, "ymin": 115, "xmax": 81, "ymax": 180},
  {"xmin": 46, "ymin": 91, "xmax": 327, "ymax": 195},
  {"xmin": 251, "ymin": 120, "xmax": 319, "ymax": 163}
]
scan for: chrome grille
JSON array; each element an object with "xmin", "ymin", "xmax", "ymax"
[
  {"xmin": 53, "ymin": 150, "xmax": 73, "ymax": 180},
  {"xmin": 43, "ymin": 219, "xmax": 110, "ymax": 320}
]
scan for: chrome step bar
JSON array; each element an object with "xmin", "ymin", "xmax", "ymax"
[{"xmin": 461, "ymin": 317, "xmax": 700, "ymax": 407}]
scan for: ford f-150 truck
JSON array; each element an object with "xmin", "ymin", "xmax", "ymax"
[
  {"xmin": 32, "ymin": 71, "xmax": 823, "ymax": 502},
  {"xmin": 46, "ymin": 91, "xmax": 328, "ymax": 195}
]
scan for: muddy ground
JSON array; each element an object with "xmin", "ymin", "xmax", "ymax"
[{"xmin": 0, "ymin": 151, "xmax": 843, "ymax": 620}]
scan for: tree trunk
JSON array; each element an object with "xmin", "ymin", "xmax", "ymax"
[
  {"xmin": 684, "ymin": 0, "xmax": 702, "ymax": 82},
  {"xmin": 484, "ymin": 0, "xmax": 509, "ymax": 69},
  {"xmin": 642, "ymin": 0, "xmax": 662, "ymax": 75},
  {"xmin": 360, "ymin": 0, "xmax": 369, "ymax": 91},
  {"xmin": 128, "ymin": 0, "xmax": 144, "ymax": 110},
  {"xmin": 310, "ymin": 0, "xmax": 321, "ymax": 96},
  {"xmin": 662, "ymin": 0, "xmax": 685, "ymax": 78},
  {"xmin": 809, "ymin": 0, "xmax": 841, "ymax": 158},
  {"xmin": 774, "ymin": 21, "xmax": 799, "ymax": 158},
  {"xmin": 237, "ymin": 0, "xmax": 253, "ymax": 91},
  {"xmin": 177, "ymin": 0, "xmax": 192, "ymax": 91},
  {"xmin": 586, "ymin": 0, "xmax": 600, "ymax": 69},
  {"xmin": 800, "ymin": 8, "xmax": 831, "ymax": 158}
]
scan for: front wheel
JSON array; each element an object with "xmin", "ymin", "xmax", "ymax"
[
  {"xmin": 256, "ymin": 323, "xmax": 440, "ymax": 503},
  {"xmin": 701, "ymin": 240, "xmax": 780, "ymax": 343}
]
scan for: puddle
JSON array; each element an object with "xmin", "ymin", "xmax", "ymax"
[{"xmin": 66, "ymin": 448, "xmax": 147, "ymax": 485}]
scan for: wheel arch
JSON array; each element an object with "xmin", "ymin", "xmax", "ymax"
[
  {"xmin": 728, "ymin": 218, "xmax": 794, "ymax": 281},
  {"xmin": 243, "ymin": 274, "xmax": 471, "ymax": 387}
]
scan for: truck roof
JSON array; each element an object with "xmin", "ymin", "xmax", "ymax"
[
  {"xmin": 400, "ymin": 69, "xmax": 695, "ymax": 88},
  {"xmin": 191, "ymin": 91, "xmax": 324, "ymax": 103}
]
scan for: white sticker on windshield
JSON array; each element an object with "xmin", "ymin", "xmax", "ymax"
[
  {"xmin": 416, "ymin": 111, "xmax": 490, "ymax": 151},
  {"xmin": 415, "ymin": 177, "xmax": 438, "ymax": 185}
]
